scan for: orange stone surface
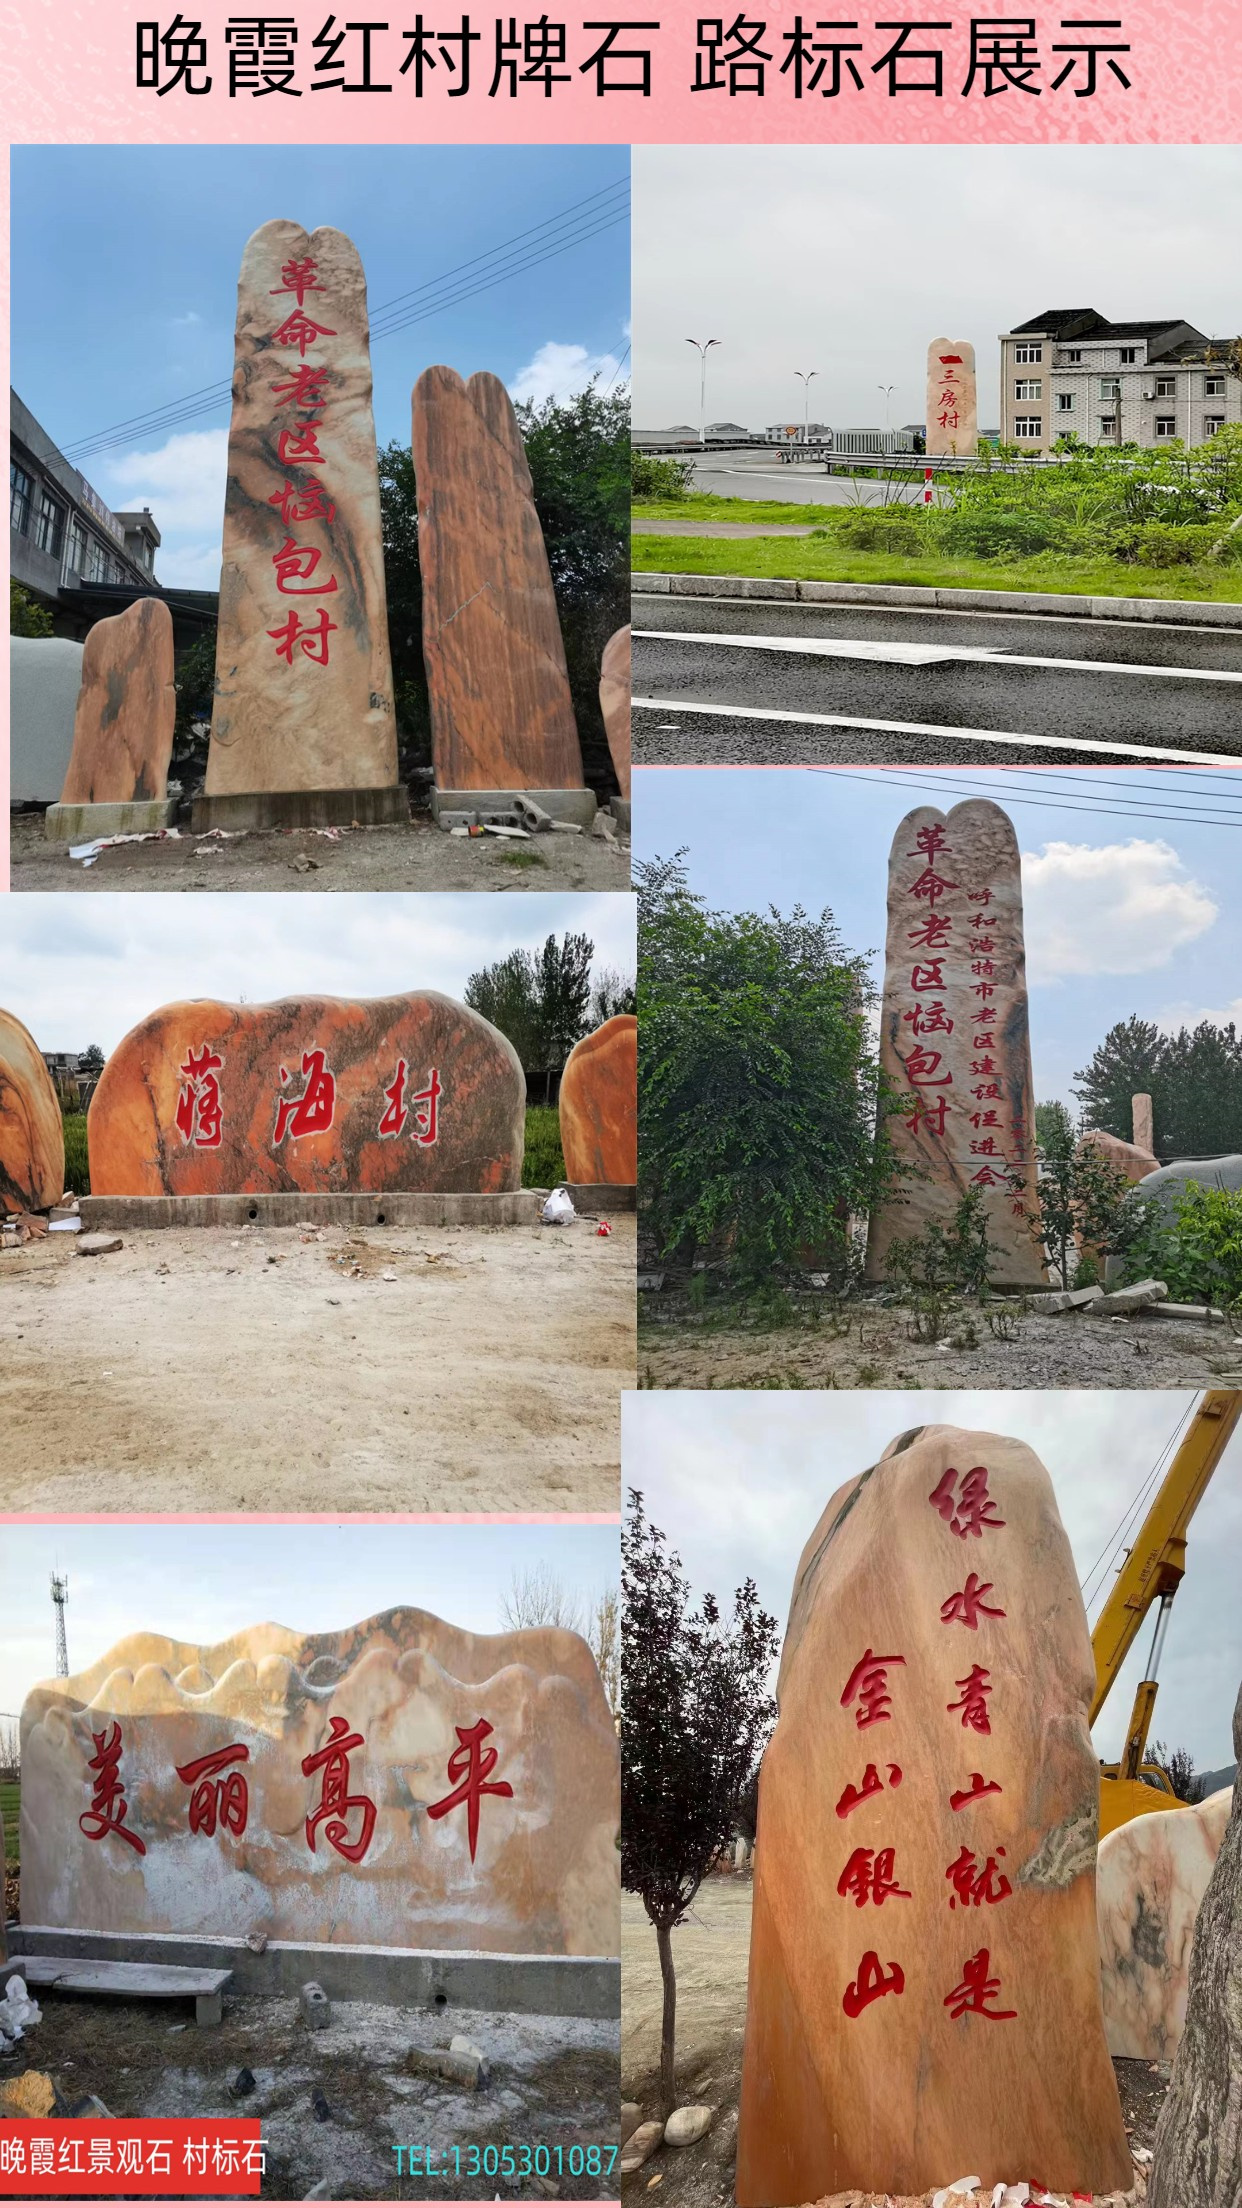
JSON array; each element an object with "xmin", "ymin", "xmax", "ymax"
[
  {"xmin": 558, "ymin": 1016, "xmax": 636, "ymax": 1185},
  {"xmin": 88, "ymin": 992, "xmax": 524, "ymax": 1197},
  {"xmin": 737, "ymin": 1423, "xmax": 1131, "ymax": 2206},
  {"xmin": 60, "ymin": 597, "xmax": 175, "ymax": 805},
  {"xmin": 412, "ymin": 366, "xmax": 584, "ymax": 793},
  {"xmin": 1080, "ymin": 1127, "xmax": 1159, "ymax": 1184},
  {"xmin": 0, "ymin": 1006, "xmax": 65, "ymax": 1216},
  {"xmin": 600, "ymin": 626, "xmax": 630, "ymax": 798}
]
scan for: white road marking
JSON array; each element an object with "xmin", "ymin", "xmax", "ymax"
[
  {"xmin": 632, "ymin": 628, "xmax": 1242, "ymax": 685},
  {"xmin": 631, "ymin": 696, "xmax": 1242, "ymax": 767}
]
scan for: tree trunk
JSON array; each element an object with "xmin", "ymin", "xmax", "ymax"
[
  {"xmin": 655, "ymin": 1917, "xmax": 677, "ymax": 2121},
  {"xmin": 1148, "ymin": 1680, "xmax": 1242, "ymax": 2208}
]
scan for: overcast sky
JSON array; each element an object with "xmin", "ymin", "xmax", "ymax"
[
  {"xmin": 632, "ymin": 145, "xmax": 1242, "ymax": 431},
  {"xmin": 11, "ymin": 145, "xmax": 629, "ymax": 588},
  {"xmin": 634, "ymin": 765, "xmax": 1242, "ymax": 1115},
  {"xmin": 2, "ymin": 892, "xmax": 635, "ymax": 1056},
  {"xmin": 623, "ymin": 1390, "xmax": 1242, "ymax": 1776},
  {"xmin": 0, "ymin": 1520, "xmax": 617, "ymax": 1720}
]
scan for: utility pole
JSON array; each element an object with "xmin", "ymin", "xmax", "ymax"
[
  {"xmin": 795, "ymin": 369, "xmax": 819, "ymax": 444},
  {"xmin": 686, "ymin": 337, "xmax": 721, "ymax": 449},
  {"xmin": 50, "ymin": 1573, "xmax": 69, "ymax": 1678},
  {"xmin": 878, "ymin": 383, "xmax": 896, "ymax": 431}
]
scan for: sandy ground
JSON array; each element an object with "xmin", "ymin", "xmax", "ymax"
[
  {"xmin": 9, "ymin": 811, "xmax": 631, "ymax": 894},
  {"xmin": 639, "ymin": 1294, "xmax": 1241, "ymax": 1392},
  {"xmin": 621, "ymin": 1883, "xmax": 1158, "ymax": 2208},
  {"xmin": 0, "ymin": 1987, "xmax": 620, "ymax": 2201},
  {"xmin": 0, "ymin": 1215, "xmax": 634, "ymax": 1511}
]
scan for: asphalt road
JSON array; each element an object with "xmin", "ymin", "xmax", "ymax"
[
  {"xmin": 632, "ymin": 591, "xmax": 1242, "ymax": 766},
  {"xmin": 675, "ymin": 454, "xmax": 924, "ymax": 505}
]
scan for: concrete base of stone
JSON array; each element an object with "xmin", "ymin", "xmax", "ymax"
[
  {"xmin": 45, "ymin": 798, "xmax": 177, "ymax": 842},
  {"xmin": 4, "ymin": 1927, "xmax": 620, "ymax": 2020},
  {"xmin": 431, "ymin": 787, "xmax": 597, "ymax": 828},
  {"xmin": 77, "ymin": 1184, "xmax": 636, "ymax": 1232},
  {"xmin": 191, "ymin": 786, "xmax": 409, "ymax": 833},
  {"xmin": 610, "ymin": 797, "xmax": 632, "ymax": 832}
]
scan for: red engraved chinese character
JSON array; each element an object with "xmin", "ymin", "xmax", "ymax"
[
  {"xmin": 943, "ymin": 1946, "xmax": 1017, "ymax": 2021},
  {"xmin": 969, "ymin": 937, "xmax": 996, "ymax": 954},
  {"xmin": 841, "ymin": 1649, "xmax": 906, "ymax": 1730},
  {"xmin": 907, "ymin": 911, "xmax": 952, "ymax": 950},
  {"xmin": 268, "ymin": 607, "xmax": 337, "ymax": 666},
  {"xmin": 842, "ymin": 1950, "xmax": 905, "ymax": 2018},
  {"xmin": 908, "ymin": 822, "xmax": 949, "ymax": 858},
  {"xmin": 271, "ymin": 308, "xmax": 338, "ymax": 357},
  {"xmin": 908, "ymin": 864, "xmax": 959, "ymax": 907},
  {"xmin": 929, "ymin": 1466, "xmax": 1006, "ymax": 1540},
  {"xmin": 970, "ymin": 1058, "xmax": 997, "ymax": 1078},
  {"xmin": 945, "ymin": 1846, "xmax": 1012, "ymax": 1910},
  {"xmin": 909, "ymin": 960, "xmax": 947, "ymax": 992},
  {"xmin": 273, "ymin": 1047, "xmax": 337, "ymax": 1146},
  {"xmin": 175, "ymin": 1043, "xmax": 223, "ymax": 1149},
  {"xmin": 950, "ymin": 1771, "xmax": 1003, "ymax": 1812},
  {"xmin": 967, "ymin": 889, "xmax": 992, "ymax": 906},
  {"xmin": 379, "ymin": 1059, "xmax": 408, "ymax": 1138},
  {"xmin": 973, "ymin": 984, "xmax": 997, "ymax": 1003},
  {"xmin": 905, "ymin": 1094, "xmax": 948, "ymax": 1139},
  {"xmin": 970, "ymin": 1138, "xmax": 999, "ymax": 1157},
  {"xmin": 79, "ymin": 1723, "xmax": 146, "ymax": 1855},
  {"xmin": 276, "ymin": 422, "xmax": 327, "ymax": 466},
  {"xmin": 969, "ymin": 1110, "xmax": 1001, "ymax": 1130},
  {"xmin": 903, "ymin": 1047, "xmax": 952, "ymax": 1088},
  {"xmin": 271, "ymin": 255, "xmax": 322, "ymax": 307},
  {"xmin": 940, "ymin": 1573, "xmax": 1006, "ymax": 1630},
  {"xmin": 902, "ymin": 1000, "xmax": 953, "ymax": 1038},
  {"xmin": 948, "ymin": 1664, "xmax": 994, "ymax": 1734},
  {"xmin": 427, "ymin": 1718, "xmax": 514, "ymax": 1864},
  {"xmin": 971, "ymin": 960, "xmax": 995, "ymax": 979},
  {"xmin": 176, "ymin": 1744, "xmax": 250, "ymax": 1837},
  {"xmin": 271, "ymin": 363, "xmax": 331, "ymax": 410},
  {"xmin": 271, "ymin": 536, "xmax": 339, "ymax": 596},
  {"xmin": 972, "ymin": 1032, "xmax": 996, "ymax": 1050},
  {"xmin": 970, "ymin": 1165, "xmax": 1006, "ymax": 1187},
  {"xmin": 302, "ymin": 1714, "xmax": 377, "ymax": 1864},
  {"xmin": 837, "ymin": 1846, "xmax": 912, "ymax": 1908},
  {"xmin": 268, "ymin": 477, "xmax": 337, "ymax": 528},
  {"xmin": 835, "ymin": 1761, "xmax": 903, "ymax": 1818},
  {"xmin": 409, "ymin": 1068, "xmax": 441, "ymax": 1146}
]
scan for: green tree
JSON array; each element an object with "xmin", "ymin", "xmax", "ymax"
[
  {"xmin": 464, "ymin": 931, "xmax": 597, "ymax": 1100},
  {"xmin": 377, "ymin": 440, "xmax": 430, "ymax": 784},
  {"xmin": 172, "ymin": 626, "xmax": 218, "ymax": 784},
  {"xmin": 535, "ymin": 929, "xmax": 593, "ymax": 1074},
  {"xmin": 637, "ymin": 851, "xmax": 898, "ymax": 1281},
  {"xmin": 10, "ymin": 581, "xmax": 53, "ymax": 637},
  {"xmin": 589, "ymin": 967, "xmax": 637, "ymax": 1026},
  {"xmin": 1029, "ymin": 1122, "xmax": 1131, "ymax": 1289},
  {"xmin": 1074, "ymin": 1016, "xmax": 1242, "ymax": 1158},
  {"xmin": 1036, "ymin": 1099, "xmax": 1077, "ymax": 1155},
  {"xmin": 1073, "ymin": 1017, "xmax": 1164, "ymax": 1142},
  {"xmin": 79, "ymin": 1046, "xmax": 105, "ymax": 1075}
]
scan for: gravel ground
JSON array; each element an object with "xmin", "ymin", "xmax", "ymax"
[
  {"xmin": 8, "ymin": 811, "xmax": 630, "ymax": 894},
  {"xmin": 0, "ymin": 1988, "xmax": 620, "ymax": 2202}
]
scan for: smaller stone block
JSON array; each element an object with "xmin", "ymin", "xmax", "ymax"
[
  {"xmin": 430, "ymin": 787, "xmax": 596, "ymax": 827},
  {"xmin": 408, "ymin": 2045, "xmax": 483, "ymax": 2090},
  {"xmin": 1090, "ymin": 1279, "xmax": 1168, "ymax": 1316},
  {"xmin": 0, "ymin": 1008, "xmax": 65, "ymax": 1218},
  {"xmin": 1029, "ymin": 1286, "xmax": 1104, "ymax": 1314},
  {"xmin": 620, "ymin": 2121, "xmax": 664, "ymax": 2174},
  {"xmin": 300, "ymin": 1981, "xmax": 330, "ymax": 2029},
  {"xmin": 76, "ymin": 1234, "xmax": 123, "ymax": 1258},
  {"xmin": 558, "ymin": 1016, "xmax": 637, "ymax": 1187},
  {"xmin": 195, "ymin": 1990, "xmax": 223, "ymax": 2028},
  {"xmin": 46, "ymin": 799, "xmax": 177, "ymax": 843},
  {"xmin": 665, "ymin": 2106, "xmax": 713, "ymax": 2148},
  {"xmin": 60, "ymin": 597, "xmax": 175, "ymax": 807},
  {"xmin": 621, "ymin": 2104, "xmax": 641, "ymax": 2147}
]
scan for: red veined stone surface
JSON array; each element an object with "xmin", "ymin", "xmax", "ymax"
[
  {"xmin": 736, "ymin": 1423, "xmax": 1131, "ymax": 2205},
  {"xmin": 87, "ymin": 993, "xmax": 524, "ymax": 1197},
  {"xmin": 59, "ymin": 598, "xmax": 175, "ymax": 805},
  {"xmin": 0, "ymin": 1005, "xmax": 65, "ymax": 1215},
  {"xmin": 558, "ymin": 1016, "xmax": 637, "ymax": 1186},
  {"xmin": 600, "ymin": 626, "xmax": 631, "ymax": 798},
  {"xmin": 412, "ymin": 366, "xmax": 584, "ymax": 793}
]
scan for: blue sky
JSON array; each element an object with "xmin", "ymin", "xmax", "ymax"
[
  {"xmin": 633, "ymin": 765, "xmax": 1242, "ymax": 1115},
  {"xmin": 0, "ymin": 1521, "xmax": 617, "ymax": 1718},
  {"xmin": 11, "ymin": 145, "xmax": 629, "ymax": 588}
]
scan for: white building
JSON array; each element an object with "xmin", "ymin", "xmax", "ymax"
[{"xmin": 997, "ymin": 310, "xmax": 1242, "ymax": 453}]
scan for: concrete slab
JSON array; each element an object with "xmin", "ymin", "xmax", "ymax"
[
  {"xmin": 8, "ymin": 1953, "xmax": 232, "ymax": 2026},
  {"xmin": 6, "ymin": 1928, "xmax": 620, "ymax": 2019},
  {"xmin": 192, "ymin": 786, "xmax": 410, "ymax": 832},
  {"xmin": 77, "ymin": 1186, "xmax": 635, "ymax": 1232},
  {"xmin": 430, "ymin": 787, "xmax": 597, "ymax": 827},
  {"xmin": 632, "ymin": 572, "xmax": 1242, "ymax": 631},
  {"xmin": 45, "ymin": 798, "xmax": 177, "ymax": 842}
]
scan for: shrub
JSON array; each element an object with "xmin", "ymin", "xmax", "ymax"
[
  {"xmin": 632, "ymin": 449, "xmax": 696, "ymax": 502},
  {"xmin": 522, "ymin": 1105, "xmax": 566, "ymax": 1189},
  {"xmin": 833, "ymin": 506, "xmax": 927, "ymax": 553},
  {"xmin": 1119, "ymin": 521, "xmax": 1236, "ymax": 568},
  {"xmin": 935, "ymin": 506, "xmax": 1059, "ymax": 559},
  {"xmin": 1120, "ymin": 1181, "xmax": 1242, "ymax": 1317},
  {"xmin": 10, "ymin": 581, "xmax": 53, "ymax": 637}
]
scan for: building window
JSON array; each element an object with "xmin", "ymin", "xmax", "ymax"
[
  {"xmin": 1205, "ymin": 376, "xmax": 1226, "ymax": 396},
  {"xmin": 1063, "ymin": 348, "xmax": 1082, "ymax": 364},
  {"xmin": 1099, "ymin": 418, "xmax": 1117, "ymax": 437},
  {"xmin": 85, "ymin": 537, "xmax": 108, "ymax": 583},
  {"xmin": 33, "ymin": 489, "xmax": 65, "ymax": 559},
  {"xmin": 1155, "ymin": 377, "xmax": 1176, "ymax": 396},
  {"xmin": 1155, "ymin": 416, "xmax": 1177, "ymax": 438},
  {"xmin": 1014, "ymin": 343, "xmax": 1043, "ymax": 363},
  {"xmin": 1013, "ymin": 416, "xmax": 1042, "ymax": 437},
  {"xmin": 1204, "ymin": 416, "xmax": 1226, "ymax": 436},
  {"xmin": 1057, "ymin": 392, "xmax": 1075, "ymax": 411},
  {"xmin": 1100, "ymin": 379, "xmax": 1121, "ymax": 399},
  {"xmin": 66, "ymin": 518, "xmax": 88, "ymax": 575},
  {"xmin": 1015, "ymin": 379, "xmax": 1042, "ymax": 401},
  {"xmin": 10, "ymin": 462, "xmax": 33, "ymax": 534},
  {"xmin": 1119, "ymin": 347, "xmax": 1138, "ymax": 364}
]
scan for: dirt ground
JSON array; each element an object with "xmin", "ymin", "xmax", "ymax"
[
  {"xmin": 0, "ymin": 1987, "xmax": 620, "ymax": 2201},
  {"xmin": 639, "ymin": 1292, "xmax": 1242, "ymax": 1392},
  {"xmin": 621, "ymin": 1884, "xmax": 1159, "ymax": 2208},
  {"xmin": 8, "ymin": 810, "xmax": 631, "ymax": 894},
  {"xmin": 0, "ymin": 1214, "xmax": 634, "ymax": 1510}
]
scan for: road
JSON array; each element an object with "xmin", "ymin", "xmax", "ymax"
[
  {"xmin": 665, "ymin": 452, "xmax": 924, "ymax": 506},
  {"xmin": 632, "ymin": 589, "xmax": 1242, "ymax": 766}
]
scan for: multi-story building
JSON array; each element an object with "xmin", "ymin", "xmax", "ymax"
[
  {"xmin": 10, "ymin": 390, "xmax": 162, "ymax": 635},
  {"xmin": 997, "ymin": 311, "xmax": 1242, "ymax": 453}
]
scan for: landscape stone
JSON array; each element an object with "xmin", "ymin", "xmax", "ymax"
[
  {"xmin": 58, "ymin": 598, "xmax": 175, "ymax": 808},
  {"xmin": 600, "ymin": 626, "xmax": 631, "ymax": 799},
  {"xmin": 926, "ymin": 339, "xmax": 978, "ymax": 458},
  {"xmin": 10, "ymin": 635, "xmax": 85, "ymax": 803},
  {"xmin": 620, "ymin": 2120, "xmax": 664, "ymax": 2173},
  {"xmin": 665, "ymin": 2105, "xmax": 713, "ymax": 2147},
  {"xmin": 205, "ymin": 221, "xmax": 398, "ymax": 800},
  {"xmin": 1029, "ymin": 1287, "xmax": 1104, "ymax": 1314},
  {"xmin": 86, "ymin": 991, "xmax": 525, "ymax": 1198},
  {"xmin": 1097, "ymin": 1788, "xmax": 1233, "ymax": 2061},
  {"xmin": 558, "ymin": 1016, "xmax": 637, "ymax": 1186},
  {"xmin": 864, "ymin": 802, "xmax": 1047, "ymax": 1290},
  {"xmin": 411, "ymin": 366, "xmax": 585, "ymax": 798},
  {"xmin": 75, "ymin": 1234, "xmax": 123, "ymax": 1258},
  {"xmin": 1080, "ymin": 1128, "xmax": 1159, "ymax": 1184},
  {"xmin": 621, "ymin": 2103, "xmax": 641, "ymax": 2146},
  {"xmin": 1132, "ymin": 1094, "xmax": 1155, "ymax": 1156},
  {"xmin": 0, "ymin": 1006, "xmax": 65, "ymax": 1217},
  {"xmin": 409, "ymin": 2046, "xmax": 483, "ymax": 2089},
  {"xmin": 1089, "ymin": 1279, "xmax": 1168, "ymax": 1316},
  {"xmin": 299, "ymin": 1981, "xmax": 331, "ymax": 2029},
  {"xmin": 20, "ymin": 1607, "xmax": 620, "ymax": 1955},
  {"xmin": 1137, "ymin": 1154, "xmax": 1242, "ymax": 1212},
  {"xmin": 736, "ymin": 1422, "xmax": 1130, "ymax": 2204}
]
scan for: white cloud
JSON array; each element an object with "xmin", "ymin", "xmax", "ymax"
[
  {"xmin": 1157, "ymin": 996, "xmax": 1242, "ymax": 1035},
  {"xmin": 508, "ymin": 340, "xmax": 624, "ymax": 407},
  {"xmin": 171, "ymin": 310, "xmax": 203, "ymax": 327},
  {"xmin": 1021, "ymin": 838, "xmax": 1218, "ymax": 978},
  {"xmin": 99, "ymin": 428, "xmax": 228, "ymax": 587}
]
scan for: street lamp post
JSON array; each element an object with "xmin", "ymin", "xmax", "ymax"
[
  {"xmin": 878, "ymin": 384, "xmax": 896, "ymax": 431},
  {"xmin": 795, "ymin": 369, "xmax": 819, "ymax": 445},
  {"xmin": 686, "ymin": 338, "xmax": 721, "ymax": 449}
]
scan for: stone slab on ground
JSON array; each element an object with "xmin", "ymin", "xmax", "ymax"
[
  {"xmin": 1028, "ymin": 1287, "xmax": 1104, "ymax": 1314},
  {"xmin": 46, "ymin": 799, "xmax": 178, "ymax": 842},
  {"xmin": 10, "ymin": 1955, "xmax": 231, "ymax": 2028},
  {"xmin": 1090, "ymin": 1280, "xmax": 1169, "ymax": 1316}
]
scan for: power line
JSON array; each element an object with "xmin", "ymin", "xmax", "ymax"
[{"xmin": 807, "ymin": 765, "xmax": 1242, "ymax": 832}]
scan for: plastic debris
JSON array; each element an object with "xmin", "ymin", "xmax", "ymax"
[
  {"xmin": 0, "ymin": 1975, "xmax": 43, "ymax": 2044},
  {"xmin": 69, "ymin": 829, "xmax": 182, "ymax": 865},
  {"xmin": 540, "ymin": 1187, "xmax": 577, "ymax": 1225},
  {"xmin": 596, "ymin": 1220, "xmax": 612, "ymax": 1237}
]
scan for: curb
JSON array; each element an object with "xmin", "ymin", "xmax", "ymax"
[{"xmin": 630, "ymin": 571, "xmax": 1242, "ymax": 630}]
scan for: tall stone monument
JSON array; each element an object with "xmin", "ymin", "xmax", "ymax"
[
  {"xmin": 865, "ymin": 800, "xmax": 1047, "ymax": 1290},
  {"xmin": 0, "ymin": 1006, "xmax": 64, "ymax": 1216},
  {"xmin": 559, "ymin": 1015, "xmax": 637, "ymax": 1186},
  {"xmin": 87, "ymin": 990, "xmax": 525, "ymax": 1198},
  {"xmin": 199, "ymin": 221, "xmax": 404, "ymax": 830},
  {"xmin": 20, "ymin": 1608, "xmax": 620, "ymax": 1956},
  {"xmin": 736, "ymin": 1423, "xmax": 1132, "ymax": 2204},
  {"xmin": 412, "ymin": 366, "xmax": 593, "ymax": 825},
  {"xmin": 600, "ymin": 625, "xmax": 631, "ymax": 824},
  {"xmin": 926, "ymin": 338, "xmax": 978, "ymax": 458}
]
